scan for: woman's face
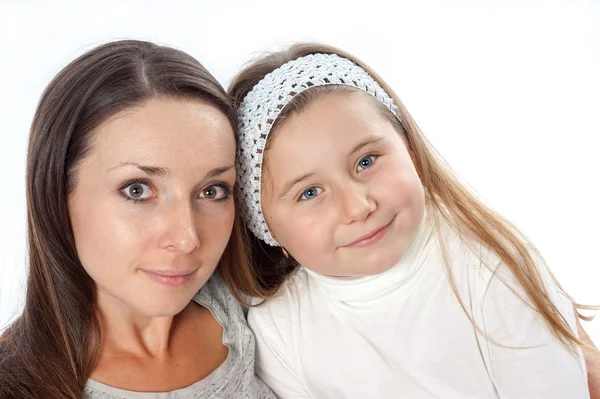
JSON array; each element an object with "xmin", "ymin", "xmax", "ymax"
[{"xmin": 69, "ymin": 98, "xmax": 236, "ymax": 317}]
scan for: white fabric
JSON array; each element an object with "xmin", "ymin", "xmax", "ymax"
[
  {"xmin": 236, "ymin": 53, "xmax": 400, "ymax": 246},
  {"xmin": 248, "ymin": 216, "xmax": 589, "ymax": 399}
]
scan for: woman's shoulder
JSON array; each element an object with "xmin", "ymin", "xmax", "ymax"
[{"xmin": 193, "ymin": 273, "xmax": 244, "ymax": 319}]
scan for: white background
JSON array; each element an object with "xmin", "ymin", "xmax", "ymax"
[{"xmin": 1, "ymin": 0, "xmax": 599, "ymax": 343}]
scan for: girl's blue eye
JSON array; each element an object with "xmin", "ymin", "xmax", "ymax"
[
  {"xmin": 357, "ymin": 155, "xmax": 376, "ymax": 171},
  {"xmin": 300, "ymin": 186, "xmax": 323, "ymax": 201}
]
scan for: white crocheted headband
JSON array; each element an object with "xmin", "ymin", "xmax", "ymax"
[{"xmin": 236, "ymin": 53, "xmax": 401, "ymax": 246}]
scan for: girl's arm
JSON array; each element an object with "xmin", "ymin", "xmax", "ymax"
[
  {"xmin": 577, "ymin": 319, "xmax": 600, "ymax": 399},
  {"xmin": 248, "ymin": 307, "xmax": 314, "ymax": 399},
  {"xmin": 475, "ymin": 261, "xmax": 589, "ymax": 398}
]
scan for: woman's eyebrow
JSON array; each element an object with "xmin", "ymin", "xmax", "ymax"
[
  {"xmin": 107, "ymin": 163, "xmax": 234, "ymax": 180},
  {"xmin": 108, "ymin": 162, "xmax": 171, "ymax": 177},
  {"xmin": 204, "ymin": 165, "xmax": 235, "ymax": 180}
]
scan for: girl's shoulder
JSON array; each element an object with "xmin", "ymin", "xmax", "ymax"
[
  {"xmin": 248, "ymin": 268, "xmax": 314, "ymax": 327},
  {"xmin": 250, "ymin": 267, "xmax": 311, "ymax": 304},
  {"xmin": 434, "ymin": 218, "xmax": 569, "ymax": 312}
]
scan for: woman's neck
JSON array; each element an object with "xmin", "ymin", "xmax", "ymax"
[
  {"xmin": 94, "ymin": 289, "xmax": 189, "ymax": 359},
  {"xmin": 89, "ymin": 295, "xmax": 229, "ymax": 392}
]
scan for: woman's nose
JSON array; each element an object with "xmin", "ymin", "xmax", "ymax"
[{"xmin": 157, "ymin": 202, "xmax": 200, "ymax": 254}]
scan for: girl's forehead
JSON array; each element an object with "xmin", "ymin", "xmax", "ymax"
[
  {"xmin": 269, "ymin": 92, "xmax": 388, "ymax": 148},
  {"xmin": 263, "ymin": 104, "xmax": 397, "ymax": 186}
]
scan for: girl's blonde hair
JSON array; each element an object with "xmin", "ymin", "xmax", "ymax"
[{"xmin": 228, "ymin": 42, "xmax": 596, "ymax": 354}]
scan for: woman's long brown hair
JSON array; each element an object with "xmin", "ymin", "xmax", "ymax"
[
  {"xmin": 0, "ymin": 39, "xmax": 263, "ymax": 398},
  {"xmin": 228, "ymin": 42, "xmax": 598, "ymax": 355}
]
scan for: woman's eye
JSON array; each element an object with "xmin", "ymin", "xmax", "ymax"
[
  {"xmin": 199, "ymin": 185, "xmax": 230, "ymax": 200},
  {"xmin": 357, "ymin": 155, "xmax": 377, "ymax": 171},
  {"xmin": 122, "ymin": 182, "xmax": 153, "ymax": 201},
  {"xmin": 300, "ymin": 186, "xmax": 323, "ymax": 201}
]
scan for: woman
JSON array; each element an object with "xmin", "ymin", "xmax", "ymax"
[{"xmin": 0, "ymin": 40, "xmax": 274, "ymax": 398}]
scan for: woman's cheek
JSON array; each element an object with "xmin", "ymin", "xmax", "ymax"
[{"xmin": 200, "ymin": 203, "xmax": 235, "ymax": 246}]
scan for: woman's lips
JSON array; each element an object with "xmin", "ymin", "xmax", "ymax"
[{"xmin": 140, "ymin": 269, "xmax": 196, "ymax": 286}]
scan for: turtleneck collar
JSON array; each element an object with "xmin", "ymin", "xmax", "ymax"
[{"xmin": 303, "ymin": 209, "xmax": 436, "ymax": 303}]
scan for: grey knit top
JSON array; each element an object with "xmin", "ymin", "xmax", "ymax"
[{"xmin": 83, "ymin": 275, "xmax": 275, "ymax": 399}]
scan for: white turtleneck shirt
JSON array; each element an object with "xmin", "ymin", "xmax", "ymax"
[{"xmin": 248, "ymin": 216, "xmax": 588, "ymax": 399}]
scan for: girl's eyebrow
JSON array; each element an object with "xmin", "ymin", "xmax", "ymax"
[
  {"xmin": 279, "ymin": 172, "xmax": 315, "ymax": 200},
  {"xmin": 349, "ymin": 135, "xmax": 386, "ymax": 156}
]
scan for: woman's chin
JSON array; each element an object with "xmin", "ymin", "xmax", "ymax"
[{"xmin": 133, "ymin": 297, "xmax": 193, "ymax": 318}]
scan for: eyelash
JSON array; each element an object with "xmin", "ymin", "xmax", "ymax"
[
  {"xmin": 201, "ymin": 183, "xmax": 232, "ymax": 203},
  {"xmin": 356, "ymin": 154, "xmax": 378, "ymax": 171},
  {"xmin": 298, "ymin": 186, "xmax": 324, "ymax": 201},
  {"xmin": 119, "ymin": 178, "xmax": 154, "ymax": 204},
  {"xmin": 118, "ymin": 180, "xmax": 232, "ymax": 204}
]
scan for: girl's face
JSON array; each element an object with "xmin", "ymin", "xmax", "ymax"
[
  {"xmin": 69, "ymin": 98, "xmax": 236, "ymax": 317},
  {"xmin": 261, "ymin": 91, "xmax": 425, "ymax": 277}
]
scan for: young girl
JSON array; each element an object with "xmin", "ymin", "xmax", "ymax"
[{"xmin": 229, "ymin": 43, "xmax": 598, "ymax": 398}]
